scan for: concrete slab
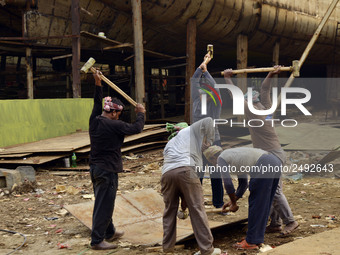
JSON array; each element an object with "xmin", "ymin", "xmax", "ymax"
[
  {"xmin": 317, "ymin": 147, "xmax": 340, "ymax": 165},
  {"xmin": 239, "ymin": 123, "xmax": 340, "ymax": 151},
  {"xmin": 65, "ymin": 188, "xmax": 245, "ymax": 246},
  {"xmin": 0, "ymin": 166, "xmax": 35, "ymax": 189},
  {"xmin": 262, "ymin": 228, "xmax": 340, "ymax": 255}
]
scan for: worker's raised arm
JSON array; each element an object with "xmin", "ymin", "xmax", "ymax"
[
  {"xmin": 191, "ymin": 54, "xmax": 212, "ymax": 102},
  {"xmin": 261, "ymin": 65, "xmax": 281, "ymax": 109},
  {"xmin": 89, "ymin": 70, "xmax": 104, "ymax": 124},
  {"xmin": 223, "ymin": 68, "xmax": 235, "ymax": 98}
]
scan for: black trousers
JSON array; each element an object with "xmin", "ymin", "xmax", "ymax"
[{"xmin": 90, "ymin": 165, "xmax": 118, "ymax": 246}]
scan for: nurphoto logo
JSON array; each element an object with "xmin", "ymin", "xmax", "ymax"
[{"xmin": 200, "ymin": 84, "xmax": 312, "ymax": 128}]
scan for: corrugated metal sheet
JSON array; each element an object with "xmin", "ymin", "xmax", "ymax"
[{"xmin": 65, "ymin": 188, "xmax": 246, "ymax": 245}]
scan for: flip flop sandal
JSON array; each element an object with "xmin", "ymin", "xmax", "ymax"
[
  {"xmin": 232, "ymin": 239, "xmax": 259, "ymax": 250},
  {"xmin": 280, "ymin": 223, "xmax": 299, "ymax": 236}
]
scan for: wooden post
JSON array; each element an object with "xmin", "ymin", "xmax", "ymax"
[
  {"xmin": 131, "ymin": 0, "xmax": 145, "ymax": 106},
  {"xmin": 272, "ymin": 42, "xmax": 280, "ymax": 87},
  {"xmin": 237, "ymin": 34, "xmax": 248, "ymax": 93},
  {"xmin": 0, "ymin": 55, "xmax": 6, "ymax": 88},
  {"xmin": 71, "ymin": 0, "xmax": 81, "ymax": 98},
  {"xmin": 159, "ymin": 68, "xmax": 165, "ymax": 119},
  {"xmin": 237, "ymin": 34, "xmax": 248, "ymax": 121},
  {"xmin": 66, "ymin": 58, "xmax": 71, "ymax": 98},
  {"xmin": 26, "ymin": 47, "xmax": 33, "ymax": 99},
  {"xmin": 185, "ymin": 18, "xmax": 196, "ymax": 123}
]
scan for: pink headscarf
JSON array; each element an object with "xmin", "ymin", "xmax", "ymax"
[{"xmin": 103, "ymin": 96, "xmax": 123, "ymax": 112}]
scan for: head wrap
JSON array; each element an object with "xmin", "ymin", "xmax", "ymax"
[
  {"xmin": 103, "ymin": 96, "xmax": 123, "ymax": 112},
  {"xmin": 203, "ymin": 145, "xmax": 223, "ymax": 163},
  {"xmin": 244, "ymin": 90, "xmax": 260, "ymax": 103},
  {"xmin": 166, "ymin": 122, "xmax": 189, "ymax": 140}
]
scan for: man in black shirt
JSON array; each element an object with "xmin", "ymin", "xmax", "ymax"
[{"xmin": 89, "ymin": 70, "xmax": 145, "ymax": 250}]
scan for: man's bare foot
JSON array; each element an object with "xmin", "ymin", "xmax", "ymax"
[{"xmin": 281, "ymin": 221, "xmax": 299, "ymax": 236}]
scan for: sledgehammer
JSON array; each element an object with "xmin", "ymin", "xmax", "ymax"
[
  {"xmin": 220, "ymin": 60, "xmax": 300, "ymax": 77},
  {"xmin": 81, "ymin": 57, "xmax": 137, "ymax": 106}
]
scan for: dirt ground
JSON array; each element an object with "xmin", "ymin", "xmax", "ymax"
[
  {"xmin": 1, "ymin": 111, "xmax": 340, "ymax": 255},
  {"xmin": 1, "ymin": 149, "xmax": 339, "ymax": 255}
]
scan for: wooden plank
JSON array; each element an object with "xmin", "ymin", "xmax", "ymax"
[
  {"xmin": 317, "ymin": 147, "xmax": 340, "ymax": 165},
  {"xmin": 0, "ymin": 153, "xmax": 32, "ymax": 158},
  {"xmin": 74, "ymin": 146, "xmax": 90, "ymax": 154},
  {"xmin": 124, "ymin": 129, "xmax": 167, "ymax": 143},
  {"xmin": 75, "ymin": 141, "xmax": 167, "ymax": 154},
  {"xmin": 143, "ymin": 124, "xmax": 165, "ymax": 130},
  {"xmin": 122, "ymin": 141, "xmax": 167, "ymax": 153},
  {"xmin": 0, "ymin": 154, "xmax": 67, "ymax": 165},
  {"xmin": 0, "ymin": 125, "xmax": 166, "ymax": 155},
  {"xmin": 0, "ymin": 132, "xmax": 90, "ymax": 155},
  {"xmin": 48, "ymin": 165, "xmax": 90, "ymax": 171},
  {"xmin": 64, "ymin": 189, "xmax": 244, "ymax": 246}
]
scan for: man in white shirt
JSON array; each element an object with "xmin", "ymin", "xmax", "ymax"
[{"xmin": 161, "ymin": 117, "xmax": 221, "ymax": 255}]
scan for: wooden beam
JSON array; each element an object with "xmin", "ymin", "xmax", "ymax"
[
  {"xmin": 0, "ymin": 35, "xmax": 79, "ymax": 41},
  {"xmin": 80, "ymin": 31, "xmax": 175, "ymax": 59},
  {"xmin": 131, "ymin": 0, "xmax": 145, "ymax": 105},
  {"xmin": 185, "ymin": 18, "xmax": 196, "ymax": 124},
  {"xmin": 237, "ymin": 34, "xmax": 248, "ymax": 122},
  {"xmin": 52, "ymin": 54, "xmax": 72, "ymax": 60},
  {"xmin": 272, "ymin": 41, "xmax": 280, "ymax": 87},
  {"xmin": 103, "ymin": 43, "xmax": 133, "ymax": 50},
  {"xmin": 71, "ymin": 0, "xmax": 81, "ymax": 98},
  {"xmin": 278, "ymin": 0, "xmax": 340, "ymax": 106},
  {"xmin": 1, "ymin": 55, "xmax": 6, "ymax": 88},
  {"xmin": 237, "ymin": 34, "xmax": 248, "ymax": 94},
  {"xmin": 26, "ymin": 47, "xmax": 33, "ymax": 99}
]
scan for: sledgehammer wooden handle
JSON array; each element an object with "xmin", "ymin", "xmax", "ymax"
[
  {"xmin": 90, "ymin": 66, "xmax": 137, "ymax": 107},
  {"xmin": 221, "ymin": 66, "xmax": 292, "ymax": 76},
  {"xmin": 221, "ymin": 60, "xmax": 300, "ymax": 77}
]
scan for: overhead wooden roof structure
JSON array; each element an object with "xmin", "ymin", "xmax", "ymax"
[
  {"xmin": 1, "ymin": 0, "xmax": 340, "ymax": 63},
  {"xmin": 1, "ymin": 0, "xmax": 340, "ymax": 122}
]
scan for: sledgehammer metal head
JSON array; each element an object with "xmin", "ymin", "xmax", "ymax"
[
  {"xmin": 80, "ymin": 57, "xmax": 96, "ymax": 73},
  {"xmin": 207, "ymin": 44, "xmax": 213, "ymax": 59},
  {"xmin": 292, "ymin": 60, "xmax": 300, "ymax": 77}
]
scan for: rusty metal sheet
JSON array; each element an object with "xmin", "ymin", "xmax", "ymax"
[{"xmin": 65, "ymin": 188, "xmax": 239, "ymax": 245}]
